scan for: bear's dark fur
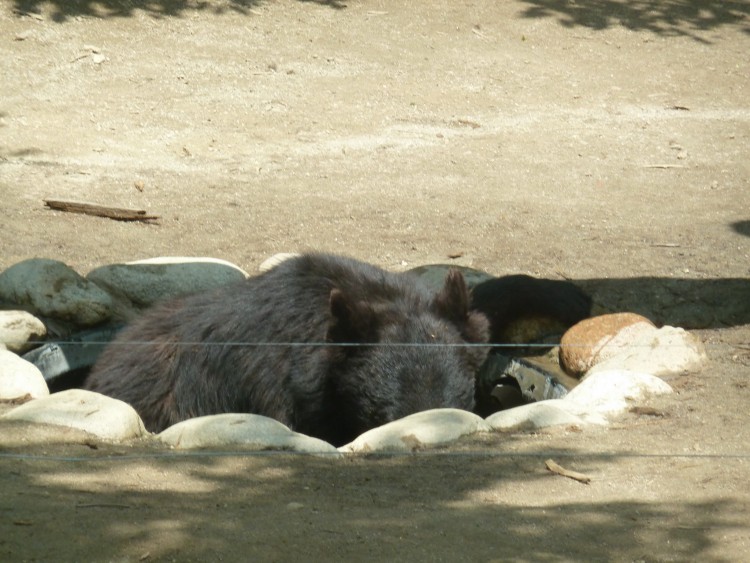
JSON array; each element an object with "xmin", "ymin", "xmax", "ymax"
[
  {"xmin": 85, "ymin": 253, "xmax": 490, "ymax": 446},
  {"xmin": 471, "ymin": 275, "xmax": 592, "ymax": 347}
]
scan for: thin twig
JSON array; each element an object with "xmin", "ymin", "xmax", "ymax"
[{"xmin": 545, "ymin": 459, "xmax": 591, "ymax": 484}]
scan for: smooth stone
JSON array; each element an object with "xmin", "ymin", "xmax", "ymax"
[
  {"xmin": 0, "ymin": 416, "xmax": 104, "ymax": 447},
  {"xmin": 2, "ymin": 389, "xmax": 147, "ymax": 441},
  {"xmin": 484, "ymin": 399, "xmax": 604, "ymax": 431},
  {"xmin": 404, "ymin": 264, "xmax": 495, "ymax": 291},
  {"xmin": 157, "ymin": 413, "xmax": 341, "ymax": 456},
  {"xmin": 588, "ymin": 325, "xmax": 707, "ymax": 376},
  {"xmin": 340, "ymin": 408, "xmax": 490, "ymax": 453},
  {"xmin": 0, "ymin": 310, "xmax": 46, "ymax": 353},
  {"xmin": 559, "ymin": 313, "xmax": 657, "ymax": 377},
  {"xmin": 564, "ymin": 370, "xmax": 673, "ymax": 416},
  {"xmin": 0, "ymin": 349, "xmax": 49, "ymax": 399},
  {"xmin": 87, "ymin": 257, "xmax": 249, "ymax": 308},
  {"xmin": 0, "ymin": 258, "xmax": 116, "ymax": 326}
]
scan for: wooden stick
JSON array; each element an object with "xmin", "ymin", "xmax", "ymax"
[
  {"xmin": 44, "ymin": 199, "xmax": 159, "ymax": 223},
  {"xmin": 643, "ymin": 164, "xmax": 686, "ymax": 169},
  {"xmin": 75, "ymin": 503, "xmax": 132, "ymax": 509},
  {"xmin": 545, "ymin": 459, "xmax": 591, "ymax": 484}
]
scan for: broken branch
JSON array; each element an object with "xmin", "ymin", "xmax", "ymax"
[
  {"xmin": 545, "ymin": 459, "xmax": 591, "ymax": 484},
  {"xmin": 44, "ymin": 199, "xmax": 159, "ymax": 223}
]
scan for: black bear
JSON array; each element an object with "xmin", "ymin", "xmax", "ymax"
[
  {"xmin": 471, "ymin": 274, "xmax": 592, "ymax": 350},
  {"xmin": 85, "ymin": 253, "xmax": 491, "ymax": 446}
]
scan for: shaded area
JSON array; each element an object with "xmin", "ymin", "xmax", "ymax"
[
  {"xmin": 417, "ymin": 268, "xmax": 750, "ymax": 330},
  {"xmin": 576, "ymin": 277, "xmax": 750, "ymax": 329},
  {"xmin": 11, "ymin": 0, "xmax": 346, "ymax": 23},
  {"xmin": 518, "ymin": 0, "xmax": 750, "ymax": 41},
  {"xmin": 0, "ymin": 446, "xmax": 746, "ymax": 561},
  {"xmin": 731, "ymin": 220, "xmax": 750, "ymax": 238}
]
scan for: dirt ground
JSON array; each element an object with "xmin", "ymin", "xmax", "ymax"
[{"xmin": 1, "ymin": 0, "xmax": 749, "ymax": 561}]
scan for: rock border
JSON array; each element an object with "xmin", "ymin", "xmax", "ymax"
[{"xmin": 0, "ymin": 254, "xmax": 705, "ymax": 454}]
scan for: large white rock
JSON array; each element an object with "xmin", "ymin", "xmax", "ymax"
[
  {"xmin": 340, "ymin": 408, "xmax": 490, "ymax": 453},
  {"xmin": 0, "ymin": 349, "xmax": 49, "ymax": 399},
  {"xmin": 564, "ymin": 369, "xmax": 673, "ymax": 416},
  {"xmin": 87, "ymin": 257, "xmax": 249, "ymax": 307},
  {"xmin": 157, "ymin": 413, "xmax": 340, "ymax": 456},
  {"xmin": 0, "ymin": 310, "xmax": 46, "ymax": 353},
  {"xmin": 0, "ymin": 259, "xmax": 117, "ymax": 326},
  {"xmin": 2, "ymin": 389, "xmax": 147, "ymax": 441},
  {"xmin": 485, "ymin": 399, "xmax": 607, "ymax": 431},
  {"xmin": 588, "ymin": 325, "xmax": 707, "ymax": 376},
  {"xmin": 258, "ymin": 253, "xmax": 300, "ymax": 272},
  {"xmin": 486, "ymin": 370, "xmax": 673, "ymax": 431}
]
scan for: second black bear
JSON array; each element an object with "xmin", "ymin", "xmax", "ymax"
[{"xmin": 85, "ymin": 253, "xmax": 491, "ymax": 446}]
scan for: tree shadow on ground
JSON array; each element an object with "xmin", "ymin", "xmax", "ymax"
[
  {"xmin": 12, "ymin": 0, "xmax": 346, "ymax": 23},
  {"xmin": 731, "ymin": 220, "xmax": 750, "ymax": 238},
  {"xmin": 575, "ymin": 277, "xmax": 750, "ymax": 329},
  {"xmin": 1, "ymin": 445, "xmax": 746, "ymax": 561},
  {"xmin": 518, "ymin": 0, "xmax": 750, "ymax": 42}
]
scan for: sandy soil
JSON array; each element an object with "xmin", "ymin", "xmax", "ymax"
[{"xmin": 1, "ymin": 1, "xmax": 749, "ymax": 561}]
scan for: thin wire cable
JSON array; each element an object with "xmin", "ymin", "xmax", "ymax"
[
  {"xmin": 1, "ymin": 450, "xmax": 749, "ymax": 463},
  {"xmin": 5, "ymin": 339, "xmax": 744, "ymax": 349}
]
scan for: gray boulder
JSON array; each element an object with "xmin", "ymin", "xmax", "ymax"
[
  {"xmin": 405, "ymin": 264, "xmax": 495, "ymax": 291},
  {"xmin": 0, "ymin": 259, "xmax": 118, "ymax": 327},
  {"xmin": 87, "ymin": 257, "xmax": 249, "ymax": 308}
]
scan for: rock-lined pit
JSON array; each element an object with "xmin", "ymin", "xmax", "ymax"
[{"xmin": 0, "ymin": 255, "xmax": 704, "ymax": 453}]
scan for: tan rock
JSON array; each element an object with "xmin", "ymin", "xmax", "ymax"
[
  {"xmin": 559, "ymin": 313, "xmax": 656, "ymax": 377},
  {"xmin": 0, "ymin": 310, "xmax": 46, "ymax": 353}
]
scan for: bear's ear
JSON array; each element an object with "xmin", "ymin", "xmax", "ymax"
[
  {"xmin": 327, "ymin": 289, "xmax": 378, "ymax": 344},
  {"xmin": 432, "ymin": 269, "xmax": 490, "ymax": 345},
  {"xmin": 432, "ymin": 269, "xmax": 471, "ymax": 324}
]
